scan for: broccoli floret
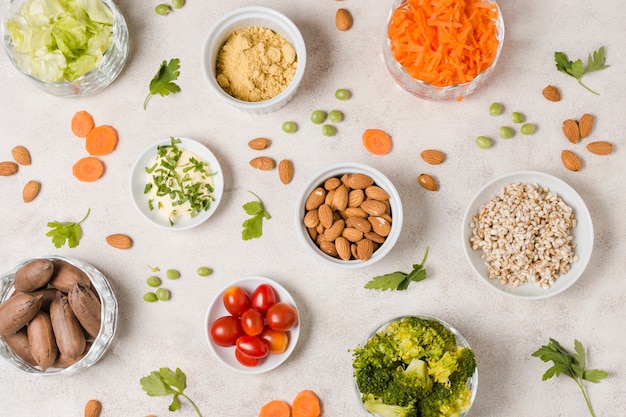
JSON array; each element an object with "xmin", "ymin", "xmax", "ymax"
[
  {"xmin": 384, "ymin": 317, "xmax": 457, "ymax": 363},
  {"xmin": 363, "ymin": 396, "xmax": 418, "ymax": 417},
  {"xmin": 383, "ymin": 358, "xmax": 434, "ymax": 406}
]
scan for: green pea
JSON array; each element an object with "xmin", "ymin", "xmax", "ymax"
[
  {"xmin": 146, "ymin": 276, "xmax": 161, "ymax": 287},
  {"xmin": 476, "ymin": 136, "xmax": 492, "ymax": 149},
  {"xmin": 489, "ymin": 102, "xmax": 502, "ymax": 116},
  {"xmin": 310, "ymin": 110, "xmax": 326, "ymax": 124},
  {"xmin": 143, "ymin": 292, "xmax": 158, "ymax": 302},
  {"xmin": 498, "ymin": 126, "xmax": 514, "ymax": 139},
  {"xmin": 328, "ymin": 110, "xmax": 343, "ymax": 123},
  {"xmin": 197, "ymin": 267, "xmax": 213, "ymax": 277},
  {"xmin": 521, "ymin": 123, "xmax": 536, "ymax": 135},
  {"xmin": 155, "ymin": 4, "xmax": 170, "ymax": 15},
  {"xmin": 282, "ymin": 121, "xmax": 297, "ymax": 133},
  {"xmin": 166, "ymin": 269, "xmax": 180, "ymax": 280},
  {"xmin": 156, "ymin": 288, "xmax": 171, "ymax": 301},
  {"xmin": 322, "ymin": 124, "xmax": 336, "ymax": 137},
  {"xmin": 511, "ymin": 112, "xmax": 525, "ymax": 123},
  {"xmin": 335, "ymin": 88, "xmax": 350, "ymax": 100},
  {"xmin": 171, "ymin": 0, "xmax": 185, "ymax": 9}
]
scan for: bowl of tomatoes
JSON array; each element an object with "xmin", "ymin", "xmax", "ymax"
[{"xmin": 205, "ymin": 276, "xmax": 300, "ymax": 373}]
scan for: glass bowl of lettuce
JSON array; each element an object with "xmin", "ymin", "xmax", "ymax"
[{"xmin": 1, "ymin": 0, "xmax": 129, "ymax": 97}]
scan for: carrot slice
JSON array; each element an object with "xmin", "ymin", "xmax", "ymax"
[
  {"xmin": 85, "ymin": 125, "xmax": 118, "ymax": 156},
  {"xmin": 71, "ymin": 110, "xmax": 95, "ymax": 137},
  {"xmin": 362, "ymin": 129, "xmax": 392, "ymax": 155},
  {"xmin": 72, "ymin": 157, "xmax": 104, "ymax": 182},
  {"xmin": 258, "ymin": 400, "xmax": 290, "ymax": 417},
  {"xmin": 292, "ymin": 390, "xmax": 321, "ymax": 417}
]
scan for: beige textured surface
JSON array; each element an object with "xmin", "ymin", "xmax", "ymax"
[{"xmin": 1, "ymin": 1, "xmax": 625, "ymax": 416}]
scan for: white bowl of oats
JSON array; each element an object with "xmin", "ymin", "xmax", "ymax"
[{"xmin": 461, "ymin": 171, "xmax": 593, "ymax": 300}]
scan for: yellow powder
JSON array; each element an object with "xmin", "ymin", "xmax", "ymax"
[{"xmin": 216, "ymin": 26, "xmax": 298, "ymax": 102}]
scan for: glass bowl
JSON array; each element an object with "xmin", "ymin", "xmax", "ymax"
[
  {"xmin": 1, "ymin": 0, "xmax": 129, "ymax": 97},
  {"xmin": 0, "ymin": 255, "xmax": 118, "ymax": 376},
  {"xmin": 383, "ymin": 0, "xmax": 504, "ymax": 101}
]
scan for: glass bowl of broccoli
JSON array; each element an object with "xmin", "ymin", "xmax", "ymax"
[{"xmin": 351, "ymin": 315, "xmax": 478, "ymax": 417}]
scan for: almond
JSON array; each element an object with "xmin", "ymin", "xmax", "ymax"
[
  {"xmin": 562, "ymin": 119, "xmax": 580, "ymax": 144},
  {"xmin": 319, "ymin": 240, "xmax": 338, "ymax": 257},
  {"xmin": 84, "ymin": 399, "xmax": 102, "ymax": 417},
  {"xmin": 0, "ymin": 161, "xmax": 19, "ymax": 176},
  {"xmin": 334, "ymin": 236, "xmax": 352, "ymax": 260},
  {"xmin": 317, "ymin": 204, "xmax": 334, "ymax": 229},
  {"xmin": 369, "ymin": 216, "xmax": 391, "ymax": 237},
  {"xmin": 360, "ymin": 200, "xmax": 387, "ymax": 216},
  {"xmin": 420, "ymin": 149, "xmax": 445, "ymax": 165},
  {"xmin": 278, "ymin": 159, "xmax": 294, "ymax": 184},
  {"xmin": 247, "ymin": 137, "xmax": 270, "ymax": 150},
  {"xmin": 348, "ymin": 189, "xmax": 365, "ymax": 207},
  {"xmin": 579, "ymin": 113, "xmax": 594, "ymax": 138},
  {"xmin": 346, "ymin": 173, "xmax": 374, "ymax": 189},
  {"xmin": 335, "ymin": 8, "xmax": 352, "ymax": 31},
  {"xmin": 323, "ymin": 177, "xmax": 341, "ymax": 191},
  {"xmin": 561, "ymin": 150, "xmax": 583, "ymax": 171},
  {"xmin": 586, "ymin": 141, "xmax": 613, "ymax": 155},
  {"xmin": 305, "ymin": 187, "xmax": 326, "ymax": 210},
  {"xmin": 349, "ymin": 216, "xmax": 372, "ymax": 233},
  {"xmin": 542, "ymin": 85, "xmax": 561, "ymax": 102},
  {"xmin": 323, "ymin": 219, "xmax": 345, "ymax": 242},
  {"xmin": 303, "ymin": 210, "xmax": 320, "ymax": 228},
  {"xmin": 106, "ymin": 234, "xmax": 133, "ymax": 249},
  {"xmin": 356, "ymin": 239, "xmax": 374, "ymax": 261},
  {"xmin": 342, "ymin": 227, "xmax": 363, "ymax": 242},
  {"xmin": 364, "ymin": 185, "xmax": 390, "ymax": 201},
  {"xmin": 12, "ymin": 146, "xmax": 31, "ymax": 166},
  {"xmin": 249, "ymin": 156, "xmax": 275, "ymax": 170},
  {"xmin": 331, "ymin": 184, "xmax": 349, "ymax": 211},
  {"xmin": 22, "ymin": 180, "xmax": 41, "ymax": 203},
  {"xmin": 343, "ymin": 206, "xmax": 367, "ymax": 218},
  {"xmin": 364, "ymin": 231, "xmax": 385, "ymax": 244},
  {"xmin": 417, "ymin": 173, "xmax": 438, "ymax": 191}
]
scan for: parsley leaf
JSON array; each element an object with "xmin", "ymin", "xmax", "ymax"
[
  {"xmin": 144, "ymin": 58, "xmax": 182, "ymax": 109},
  {"xmin": 45, "ymin": 208, "xmax": 90, "ymax": 249},
  {"xmin": 554, "ymin": 46, "xmax": 608, "ymax": 95},
  {"xmin": 140, "ymin": 367, "xmax": 203, "ymax": 416},
  {"xmin": 364, "ymin": 247, "xmax": 429, "ymax": 290},
  {"xmin": 241, "ymin": 191, "xmax": 271, "ymax": 240},
  {"xmin": 532, "ymin": 338, "xmax": 607, "ymax": 417}
]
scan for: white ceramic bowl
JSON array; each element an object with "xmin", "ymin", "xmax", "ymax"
[
  {"xmin": 0, "ymin": 256, "xmax": 118, "ymax": 376},
  {"xmin": 295, "ymin": 163, "xmax": 403, "ymax": 269},
  {"xmin": 461, "ymin": 171, "xmax": 593, "ymax": 300},
  {"xmin": 200, "ymin": 6, "xmax": 306, "ymax": 113},
  {"xmin": 130, "ymin": 137, "xmax": 224, "ymax": 230},
  {"xmin": 204, "ymin": 276, "xmax": 300, "ymax": 374}
]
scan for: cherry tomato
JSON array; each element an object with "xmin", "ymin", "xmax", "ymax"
[
  {"xmin": 266, "ymin": 302, "xmax": 298, "ymax": 332},
  {"xmin": 250, "ymin": 283, "xmax": 277, "ymax": 315},
  {"xmin": 222, "ymin": 286, "xmax": 250, "ymax": 317},
  {"xmin": 260, "ymin": 327, "xmax": 289, "ymax": 354},
  {"xmin": 209, "ymin": 315, "xmax": 244, "ymax": 347},
  {"xmin": 241, "ymin": 308, "xmax": 264, "ymax": 336},
  {"xmin": 234, "ymin": 346, "xmax": 260, "ymax": 367},
  {"xmin": 236, "ymin": 335, "xmax": 269, "ymax": 359}
]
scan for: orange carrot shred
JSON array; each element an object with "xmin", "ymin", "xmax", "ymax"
[
  {"xmin": 258, "ymin": 400, "xmax": 290, "ymax": 417},
  {"xmin": 72, "ymin": 157, "xmax": 104, "ymax": 182},
  {"xmin": 71, "ymin": 110, "xmax": 95, "ymax": 138},
  {"xmin": 362, "ymin": 129, "xmax": 392, "ymax": 155},
  {"xmin": 292, "ymin": 390, "xmax": 321, "ymax": 417},
  {"xmin": 85, "ymin": 125, "xmax": 118, "ymax": 156}
]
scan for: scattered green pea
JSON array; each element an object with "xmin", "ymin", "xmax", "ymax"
[
  {"xmin": 156, "ymin": 288, "xmax": 171, "ymax": 301},
  {"xmin": 171, "ymin": 0, "xmax": 185, "ymax": 9},
  {"xmin": 521, "ymin": 123, "xmax": 536, "ymax": 135},
  {"xmin": 489, "ymin": 102, "xmax": 502, "ymax": 116},
  {"xmin": 335, "ymin": 88, "xmax": 350, "ymax": 100},
  {"xmin": 511, "ymin": 112, "xmax": 525, "ymax": 123},
  {"xmin": 328, "ymin": 110, "xmax": 343, "ymax": 123},
  {"xmin": 498, "ymin": 126, "xmax": 514, "ymax": 139},
  {"xmin": 322, "ymin": 124, "xmax": 336, "ymax": 137},
  {"xmin": 143, "ymin": 292, "xmax": 158, "ymax": 302},
  {"xmin": 476, "ymin": 136, "xmax": 492, "ymax": 149},
  {"xmin": 197, "ymin": 267, "xmax": 213, "ymax": 277},
  {"xmin": 146, "ymin": 276, "xmax": 161, "ymax": 287},
  {"xmin": 310, "ymin": 110, "xmax": 326, "ymax": 124},
  {"xmin": 155, "ymin": 3, "xmax": 170, "ymax": 15},
  {"xmin": 166, "ymin": 269, "xmax": 180, "ymax": 280},
  {"xmin": 282, "ymin": 121, "xmax": 297, "ymax": 133}
]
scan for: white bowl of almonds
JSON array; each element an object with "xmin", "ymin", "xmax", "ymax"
[
  {"xmin": 295, "ymin": 163, "xmax": 403, "ymax": 269},
  {"xmin": 461, "ymin": 171, "xmax": 593, "ymax": 300}
]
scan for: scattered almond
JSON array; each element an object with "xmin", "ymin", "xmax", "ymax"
[
  {"xmin": 278, "ymin": 159, "xmax": 294, "ymax": 184},
  {"xmin": 561, "ymin": 119, "xmax": 580, "ymax": 144},
  {"xmin": 420, "ymin": 149, "xmax": 445, "ymax": 165},
  {"xmin": 335, "ymin": 8, "xmax": 352, "ymax": 31},
  {"xmin": 249, "ymin": 156, "xmax": 275, "ymax": 170},
  {"xmin": 417, "ymin": 173, "xmax": 438, "ymax": 191},
  {"xmin": 12, "ymin": 146, "xmax": 31, "ymax": 166},
  {"xmin": 106, "ymin": 234, "xmax": 133, "ymax": 249},
  {"xmin": 248, "ymin": 137, "xmax": 270, "ymax": 150},
  {"xmin": 586, "ymin": 141, "xmax": 613, "ymax": 155},
  {"xmin": 22, "ymin": 180, "xmax": 41, "ymax": 203},
  {"xmin": 542, "ymin": 85, "xmax": 561, "ymax": 102},
  {"xmin": 561, "ymin": 150, "xmax": 583, "ymax": 171},
  {"xmin": 84, "ymin": 399, "xmax": 102, "ymax": 417},
  {"xmin": 579, "ymin": 113, "xmax": 594, "ymax": 138},
  {"xmin": 0, "ymin": 161, "xmax": 19, "ymax": 176}
]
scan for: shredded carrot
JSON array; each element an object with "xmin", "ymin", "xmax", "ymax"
[
  {"xmin": 388, "ymin": 0, "xmax": 500, "ymax": 86},
  {"xmin": 85, "ymin": 125, "xmax": 118, "ymax": 156},
  {"xmin": 258, "ymin": 400, "xmax": 290, "ymax": 417},
  {"xmin": 72, "ymin": 157, "xmax": 104, "ymax": 182},
  {"xmin": 71, "ymin": 110, "xmax": 95, "ymax": 137},
  {"xmin": 292, "ymin": 390, "xmax": 321, "ymax": 417},
  {"xmin": 362, "ymin": 129, "xmax": 392, "ymax": 155}
]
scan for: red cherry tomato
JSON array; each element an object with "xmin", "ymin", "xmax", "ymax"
[
  {"xmin": 260, "ymin": 327, "xmax": 289, "ymax": 354},
  {"xmin": 236, "ymin": 335, "xmax": 269, "ymax": 359},
  {"xmin": 234, "ymin": 346, "xmax": 260, "ymax": 367},
  {"xmin": 209, "ymin": 315, "xmax": 244, "ymax": 347},
  {"xmin": 266, "ymin": 302, "xmax": 298, "ymax": 332},
  {"xmin": 241, "ymin": 308, "xmax": 264, "ymax": 336},
  {"xmin": 250, "ymin": 283, "xmax": 277, "ymax": 315},
  {"xmin": 222, "ymin": 286, "xmax": 250, "ymax": 317}
]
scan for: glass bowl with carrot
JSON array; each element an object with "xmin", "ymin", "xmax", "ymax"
[{"xmin": 383, "ymin": 0, "xmax": 505, "ymax": 101}]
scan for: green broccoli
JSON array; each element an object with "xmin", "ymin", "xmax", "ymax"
[{"xmin": 363, "ymin": 396, "xmax": 418, "ymax": 417}]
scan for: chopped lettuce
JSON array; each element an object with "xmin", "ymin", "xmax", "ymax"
[{"xmin": 6, "ymin": 0, "xmax": 114, "ymax": 82}]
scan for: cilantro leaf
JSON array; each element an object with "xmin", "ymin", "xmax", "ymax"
[
  {"xmin": 364, "ymin": 247, "xmax": 429, "ymax": 290},
  {"xmin": 241, "ymin": 191, "xmax": 271, "ymax": 240},
  {"xmin": 45, "ymin": 208, "xmax": 90, "ymax": 249},
  {"xmin": 140, "ymin": 367, "xmax": 203, "ymax": 417},
  {"xmin": 554, "ymin": 46, "xmax": 608, "ymax": 95},
  {"xmin": 144, "ymin": 58, "xmax": 181, "ymax": 109}
]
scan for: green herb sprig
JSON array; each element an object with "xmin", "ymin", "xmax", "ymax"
[
  {"xmin": 140, "ymin": 367, "xmax": 203, "ymax": 417},
  {"xmin": 364, "ymin": 247, "xmax": 429, "ymax": 290},
  {"xmin": 144, "ymin": 58, "xmax": 181, "ymax": 109},
  {"xmin": 532, "ymin": 338, "xmax": 608, "ymax": 417},
  {"xmin": 241, "ymin": 191, "xmax": 271, "ymax": 240},
  {"xmin": 555, "ymin": 46, "xmax": 608, "ymax": 95},
  {"xmin": 45, "ymin": 208, "xmax": 91, "ymax": 248}
]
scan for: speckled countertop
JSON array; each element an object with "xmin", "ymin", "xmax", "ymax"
[{"xmin": 0, "ymin": 1, "xmax": 625, "ymax": 416}]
